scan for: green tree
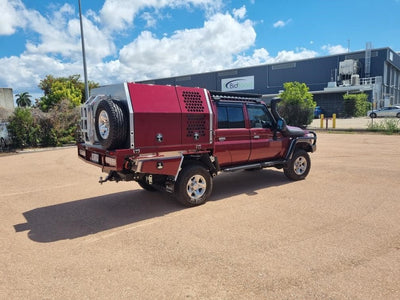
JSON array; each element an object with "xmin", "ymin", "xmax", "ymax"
[
  {"xmin": 15, "ymin": 92, "xmax": 32, "ymax": 107},
  {"xmin": 278, "ymin": 81, "xmax": 316, "ymax": 127},
  {"xmin": 343, "ymin": 93, "xmax": 370, "ymax": 117},
  {"xmin": 38, "ymin": 74, "xmax": 99, "ymax": 111}
]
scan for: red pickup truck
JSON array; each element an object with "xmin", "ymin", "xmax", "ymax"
[{"xmin": 77, "ymin": 83, "xmax": 316, "ymax": 206}]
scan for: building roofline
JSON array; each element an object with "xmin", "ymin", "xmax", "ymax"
[{"xmin": 139, "ymin": 47, "xmax": 397, "ymax": 83}]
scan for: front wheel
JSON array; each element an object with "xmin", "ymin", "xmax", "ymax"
[
  {"xmin": 174, "ymin": 164, "xmax": 212, "ymax": 207},
  {"xmin": 396, "ymin": 112, "xmax": 400, "ymax": 118},
  {"xmin": 369, "ymin": 112, "xmax": 377, "ymax": 118},
  {"xmin": 284, "ymin": 149, "xmax": 311, "ymax": 181}
]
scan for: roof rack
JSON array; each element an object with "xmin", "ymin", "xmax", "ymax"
[{"xmin": 209, "ymin": 90, "xmax": 262, "ymax": 103}]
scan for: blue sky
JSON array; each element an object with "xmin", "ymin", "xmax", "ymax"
[{"xmin": 1, "ymin": 0, "xmax": 400, "ymax": 99}]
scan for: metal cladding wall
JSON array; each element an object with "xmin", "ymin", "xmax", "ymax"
[{"xmin": 140, "ymin": 47, "xmax": 400, "ymax": 116}]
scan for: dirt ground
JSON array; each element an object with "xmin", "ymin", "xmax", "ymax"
[{"xmin": 1, "ymin": 132, "xmax": 399, "ymax": 299}]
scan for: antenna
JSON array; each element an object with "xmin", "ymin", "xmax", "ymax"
[{"xmin": 78, "ymin": 0, "xmax": 89, "ymax": 101}]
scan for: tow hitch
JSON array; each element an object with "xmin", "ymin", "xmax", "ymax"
[{"xmin": 99, "ymin": 171, "xmax": 119, "ymax": 184}]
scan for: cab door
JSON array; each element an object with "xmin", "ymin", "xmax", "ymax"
[
  {"xmin": 247, "ymin": 104, "xmax": 283, "ymax": 161},
  {"xmin": 214, "ymin": 103, "xmax": 250, "ymax": 166}
]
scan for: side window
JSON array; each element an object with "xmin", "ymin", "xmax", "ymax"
[
  {"xmin": 227, "ymin": 106, "xmax": 245, "ymax": 128},
  {"xmin": 247, "ymin": 104, "xmax": 274, "ymax": 128},
  {"xmin": 217, "ymin": 104, "xmax": 245, "ymax": 129},
  {"xmin": 217, "ymin": 106, "xmax": 228, "ymax": 128}
]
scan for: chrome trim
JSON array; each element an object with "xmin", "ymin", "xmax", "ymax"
[
  {"xmin": 124, "ymin": 82, "xmax": 135, "ymax": 149},
  {"xmin": 203, "ymin": 89, "xmax": 213, "ymax": 144}
]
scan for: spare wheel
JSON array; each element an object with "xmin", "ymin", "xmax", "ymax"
[{"xmin": 95, "ymin": 98, "xmax": 128, "ymax": 149}]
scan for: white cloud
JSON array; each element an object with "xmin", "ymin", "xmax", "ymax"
[
  {"xmin": 274, "ymin": 48, "xmax": 317, "ymax": 62},
  {"xmin": 0, "ymin": 0, "xmax": 27, "ymax": 35},
  {"xmin": 100, "ymin": 0, "xmax": 223, "ymax": 32},
  {"xmin": 273, "ymin": 19, "xmax": 291, "ymax": 28},
  {"xmin": 233, "ymin": 6, "xmax": 246, "ymax": 19},
  {"xmin": 141, "ymin": 12, "xmax": 157, "ymax": 28},
  {"xmin": 117, "ymin": 12, "xmax": 256, "ymax": 80},
  {"xmin": 0, "ymin": 0, "xmax": 319, "ymax": 96},
  {"xmin": 322, "ymin": 44, "xmax": 348, "ymax": 55}
]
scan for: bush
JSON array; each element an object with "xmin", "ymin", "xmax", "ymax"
[
  {"xmin": 7, "ymin": 108, "xmax": 38, "ymax": 148},
  {"xmin": 278, "ymin": 82, "xmax": 315, "ymax": 127},
  {"xmin": 7, "ymin": 100, "xmax": 80, "ymax": 148},
  {"xmin": 343, "ymin": 93, "xmax": 370, "ymax": 117}
]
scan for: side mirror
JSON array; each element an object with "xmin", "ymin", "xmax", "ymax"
[{"xmin": 277, "ymin": 118, "xmax": 286, "ymax": 131}]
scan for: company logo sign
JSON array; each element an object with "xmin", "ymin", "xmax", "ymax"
[{"xmin": 221, "ymin": 76, "xmax": 254, "ymax": 92}]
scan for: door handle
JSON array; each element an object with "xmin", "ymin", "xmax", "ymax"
[{"xmin": 218, "ymin": 137, "xmax": 226, "ymax": 141}]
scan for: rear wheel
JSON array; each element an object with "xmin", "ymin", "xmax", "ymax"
[
  {"xmin": 175, "ymin": 164, "xmax": 212, "ymax": 207},
  {"xmin": 284, "ymin": 149, "xmax": 311, "ymax": 181},
  {"xmin": 95, "ymin": 98, "xmax": 127, "ymax": 150},
  {"xmin": 369, "ymin": 112, "xmax": 377, "ymax": 118},
  {"xmin": 396, "ymin": 112, "xmax": 400, "ymax": 118}
]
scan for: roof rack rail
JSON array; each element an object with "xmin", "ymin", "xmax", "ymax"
[{"xmin": 209, "ymin": 90, "xmax": 262, "ymax": 103}]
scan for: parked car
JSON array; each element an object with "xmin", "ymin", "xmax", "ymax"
[
  {"xmin": 367, "ymin": 106, "xmax": 400, "ymax": 118},
  {"xmin": 314, "ymin": 106, "xmax": 323, "ymax": 118},
  {"xmin": 0, "ymin": 122, "xmax": 11, "ymax": 149}
]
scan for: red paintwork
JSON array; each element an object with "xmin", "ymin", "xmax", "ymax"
[
  {"xmin": 78, "ymin": 83, "xmax": 306, "ymax": 178},
  {"xmin": 139, "ymin": 157, "xmax": 182, "ymax": 176},
  {"xmin": 127, "ymin": 83, "xmax": 212, "ymax": 153}
]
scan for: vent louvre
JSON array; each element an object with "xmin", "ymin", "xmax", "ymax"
[
  {"xmin": 186, "ymin": 115, "xmax": 206, "ymax": 138},
  {"xmin": 182, "ymin": 91, "xmax": 204, "ymax": 112}
]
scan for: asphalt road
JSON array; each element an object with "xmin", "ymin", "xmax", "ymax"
[{"xmin": 1, "ymin": 133, "xmax": 399, "ymax": 299}]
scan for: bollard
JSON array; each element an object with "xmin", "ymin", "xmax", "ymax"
[
  {"xmin": 326, "ymin": 117, "xmax": 329, "ymax": 129},
  {"xmin": 320, "ymin": 114, "xmax": 324, "ymax": 128},
  {"xmin": 332, "ymin": 114, "xmax": 336, "ymax": 129}
]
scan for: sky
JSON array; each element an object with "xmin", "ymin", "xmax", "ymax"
[{"xmin": 1, "ymin": 0, "xmax": 400, "ymax": 100}]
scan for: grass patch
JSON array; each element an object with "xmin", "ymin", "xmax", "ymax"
[{"xmin": 367, "ymin": 119, "xmax": 400, "ymax": 134}]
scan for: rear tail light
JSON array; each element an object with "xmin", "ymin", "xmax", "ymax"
[{"xmin": 105, "ymin": 156, "xmax": 116, "ymax": 166}]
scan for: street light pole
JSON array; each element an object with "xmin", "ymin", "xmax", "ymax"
[{"xmin": 78, "ymin": 0, "xmax": 89, "ymax": 101}]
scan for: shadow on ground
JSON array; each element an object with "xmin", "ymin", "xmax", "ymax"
[{"xmin": 14, "ymin": 169, "xmax": 289, "ymax": 243}]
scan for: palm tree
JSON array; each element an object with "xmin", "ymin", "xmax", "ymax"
[{"xmin": 15, "ymin": 92, "xmax": 32, "ymax": 107}]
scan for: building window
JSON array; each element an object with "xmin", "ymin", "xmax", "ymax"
[{"xmin": 272, "ymin": 62, "xmax": 296, "ymax": 70}]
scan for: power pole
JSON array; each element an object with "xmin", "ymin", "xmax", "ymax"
[{"xmin": 78, "ymin": 0, "xmax": 89, "ymax": 101}]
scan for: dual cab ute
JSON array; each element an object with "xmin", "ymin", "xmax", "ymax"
[{"xmin": 77, "ymin": 83, "xmax": 316, "ymax": 206}]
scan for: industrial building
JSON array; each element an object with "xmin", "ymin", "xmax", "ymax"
[{"xmin": 140, "ymin": 46, "xmax": 400, "ymax": 117}]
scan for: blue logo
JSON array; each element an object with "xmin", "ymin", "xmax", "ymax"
[{"xmin": 225, "ymin": 79, "xmax": 245, "ymax": 89}]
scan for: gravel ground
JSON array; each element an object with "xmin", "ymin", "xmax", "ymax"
[{"xmin": 1, "ymin": 132, "xmax": 399, "ymax": 299}]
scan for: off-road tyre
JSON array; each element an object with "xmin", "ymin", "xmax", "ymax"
[
  {"xmin": 284, "ymin": 149, "xmax": 311, "ymax": 181},
  {"xmin": 174, "ymin": 164, "xmax": 212, "ymax": 207},
  {"xmin": 95, "ymin": 98, "xmax": 127, "ymax": 150}
]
